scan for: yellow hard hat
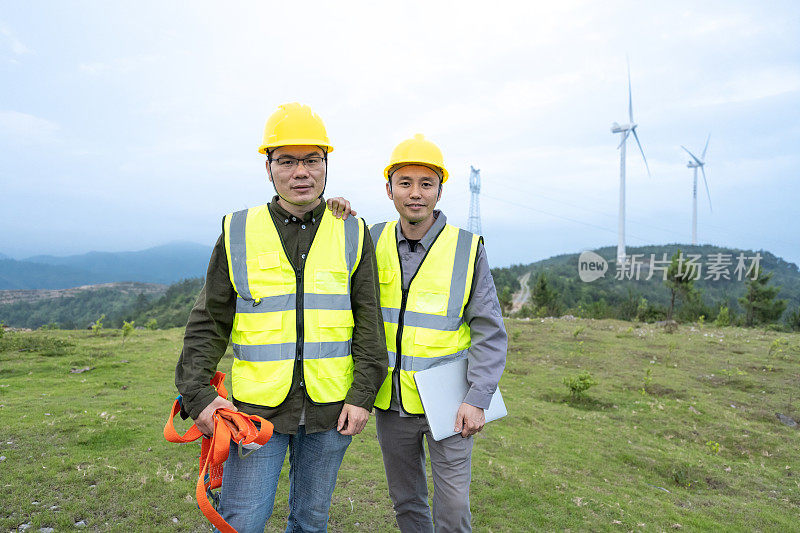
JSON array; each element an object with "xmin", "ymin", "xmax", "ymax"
[
  {"xmin": 384, "ymin": 133, "xmax": 449, "ymax": 183},
  {"xmin": 258, "ymin": 102, "xmax": 333, "ymax": 155}
]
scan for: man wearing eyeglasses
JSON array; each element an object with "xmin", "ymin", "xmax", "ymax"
[{"xmin": 175, "ymin": 102, "xmax": 387, "ymax": 532}]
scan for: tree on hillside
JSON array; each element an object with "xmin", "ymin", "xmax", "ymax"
[
  {"xmin": 91, "ymin": 314, "xmax": 105, "ymax": 336},
  {"xmin": 491, "ymin": 268, "xmax": 522, "ymax": 297},
  {"xmin": 532, "ymin": 273, "xmax": 561, "ymax": 316},
  {"xmin": 787, "ymin": 307, "xmax": 800, "ymax": 332},
  {"xmin": 121, "ymin": 320, "xmax": 134, "ymax": 345},
  {"xmin": 498, "ymin": 287, "xmax": 512, "ymax": 314},
  {"xmin": 133, "ymin": 292, "xmax": 149, "ymax": 315},
  {"xmin": 127, "ymin": 277, "xmax": 204, "ymax": 328},
  {"xmin": 677, "ymin": 288, "xmax": 708, "ymax": 323},
  {"xmin": 739, "ymin": 267, "xmax": 787, "ymax": 327},
  {"xmin": 664, "ymin": 250, "xmax": 697, "ymax": 321}
]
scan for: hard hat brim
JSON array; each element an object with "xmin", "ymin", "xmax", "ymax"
[
  {"xmin": 258, "ymin": 140, "xmax": 334, "ymax": 155},
  {"xmin": 383, "ymin": 161, "xmax": 449, "ymax": 182}
]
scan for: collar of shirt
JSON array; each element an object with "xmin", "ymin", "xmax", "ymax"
[
  {"xmin": 395, "ymin": 210, "xmax": 447, "ymax": 251},
  {"xmin": 268, "ymin": 195, "xmax": 326, "ymax": 225}
]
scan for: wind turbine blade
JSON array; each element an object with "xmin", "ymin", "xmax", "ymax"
[
  {"xmin": 627, "ymin": 62, "xmax": 633, "ymax": 123},
  {"xmin": 617, "ymin": 130, "xmax": 630, "ymax": 149},
  {"xmin": 701, "ymin": 166, "xmax": 712, "ymax": 212},
  {"xmin": 701, "ymin": 133, "xmax": 710, "ymax": 160},
  {"xmin": 632, "ymin": 129, "xmax": 650, "ymax": 176},
  {"xmin": 681, "ymin": 145, "xmax": 703, "ymax": 166}
]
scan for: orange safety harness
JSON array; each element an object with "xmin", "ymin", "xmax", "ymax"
[{"xmin": 164, "ymin": 371, "xmax": 273, "ymax": 533}]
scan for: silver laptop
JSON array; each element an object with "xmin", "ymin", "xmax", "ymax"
[{"xmin": 413, "ymin": 357, "xmax": 507, "ymax": 441}]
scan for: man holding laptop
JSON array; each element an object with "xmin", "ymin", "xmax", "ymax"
[{"xmin": 368, "ymin": 134, "xmax": 507, "ymax": 532}]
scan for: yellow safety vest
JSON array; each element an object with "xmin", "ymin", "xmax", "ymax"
[
  {"xmin": 370, "ymin": 220, "xmax": 480, "ymax": 414},
  {"xmin": 223, "ymin": 204, "xmax": 364, "ymax": 407}
]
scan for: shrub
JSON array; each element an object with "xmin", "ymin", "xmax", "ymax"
[
  {"xmin": 516, "ymin": 304, "xmax": 536, "ymax": 319},
  {"xmin": 769, "ymin": 338, "xmax": 789, "ymax": 358},
  {"xmin": 91, "ymin": 314, "xmax": 105, "ymax": 336},
  {"xmin": 570, "ymin": 340, "xmax": 585, "ymax": 357},
  {"xmin": 672, "ymin": 466, "xmax": 693, "ymax": 488},
  {"xmin": 705, "ymin": 440, "xmax": 721, "ymax": 454},
  {"xmin": 616, "ymin": 326, "xmax": 635, "ymax": 338},
  {"xmin": 714, "ymin": 305, "xmax": 731, "ymax": 327},
  {"xmin": 122, "ymin": 320, "xmax": 135, "ymax": 345},
  {"xmin": 562, "ymin": 371, "xmax": 597, "ymax": 398},
  {"xmin": 636, "ymin": 298, "xmax": 667, "ymax": 323},
  {"xmin": 584, "ymin": 299, "xmax": 611, "ymax": 319},
  {"xmin": 145, "ymin": 318, "xmax": 158, "ymax": 330},
  {"xmin": 640, "ymin": 367, "xmax": 653, "ymax": 395}
]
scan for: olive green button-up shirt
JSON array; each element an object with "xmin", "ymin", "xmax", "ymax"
[{"xmin": 175, "ymin": 197, "xmax": 387, "ymax": 434}]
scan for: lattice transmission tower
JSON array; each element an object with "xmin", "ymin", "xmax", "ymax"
[{"xmin": 468, "ymin": 165, "xmax": 482, "ymax": 235}]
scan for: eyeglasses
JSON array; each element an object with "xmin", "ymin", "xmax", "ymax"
[{"xmin": 269, "ymin": 155, "xmax": 326, "ymax": 172}]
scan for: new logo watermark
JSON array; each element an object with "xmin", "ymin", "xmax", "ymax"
[
  {"xmin": 578, "ymin": 251, "xmax": 608, "ymax": 282},
  {"xmin": 578, "ymin": 251, "xmax": 763, "ymax": 282}
]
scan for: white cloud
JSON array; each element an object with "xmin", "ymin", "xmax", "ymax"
[
  {"xmin": 688, "ymin": 66, "xmax": 800, "ymax": 107},
  {"xmin": 2, "ymin": 1, "xmax": 799, "ymax": 265},
  {"xmin": 0, "ymin": 24, "xmax": 32, "ymax": 56},
  {"xmin": 78, "ymin": 54, "xmax": 160, "ymax": 75},
  {"xmin": 0, "ymin": 110, "xmax": 59, "ymax": 144}
]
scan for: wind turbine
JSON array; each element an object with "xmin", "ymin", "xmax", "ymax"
[
  {"xmin": 611, "ymin": 62, "xmax": 650, "ymax": 264},
  {"xmin": 681, "ymin": 135, "xmax": 712, "ymax": 245}
]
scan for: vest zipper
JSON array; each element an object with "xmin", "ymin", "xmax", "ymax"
[
  {"xmin": 393, "ymin": 222, "xmax": 446, "ymax": 415},
  {"xmin": 393, "ymin": 288, "xmax": 409, "ymax": 412},
  {"xmin": 296, "ymin": 265, "xmax": 304, "ymax": 391},
  {"xmin": 279, "ymin": 209, "xmax": 343, "ymax": 406},
  {"xmin": 268, "ymin": 206, "xmax": 307, "ymax": 401}
]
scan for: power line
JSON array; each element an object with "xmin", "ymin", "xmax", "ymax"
[
  {"xmin": 493, "ymin": 182, "xmax": 689, "ymax": 240},
  {"xmin": 486, "ymin": 181, "xmax": 800, "ymax": 250},
  {"xmin": 481, "ymin": 193, "xmax": 653, "ymax": 243}
]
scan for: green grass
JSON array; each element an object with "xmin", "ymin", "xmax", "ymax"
[{"xmin": 1, "ymin": 319, "xmax": 799, "ymax": 531}]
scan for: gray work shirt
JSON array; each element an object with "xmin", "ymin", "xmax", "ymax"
[{"xmin": 388, "ymin": 210, "xmax": 507, "ymax": 415}]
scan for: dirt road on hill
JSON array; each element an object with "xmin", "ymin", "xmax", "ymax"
[{"xmin": 510, "ymin": 271, "xmax": 531, "ymax": 313}]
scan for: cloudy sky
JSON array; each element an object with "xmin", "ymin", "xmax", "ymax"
[{"xmin": 2, "ymin": 1, "xmax": 798, "ymax": 268}]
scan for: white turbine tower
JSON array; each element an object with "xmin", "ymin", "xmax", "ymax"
[
  {"xmin": 681, "ymin": 135, "xmax": 712, "ymax": 245},
  {"xmin": 611, "ymin": 62, "xmax": 650, "ymax": 264}
]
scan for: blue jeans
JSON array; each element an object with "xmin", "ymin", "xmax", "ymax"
[{"xmin": 216, "ymin": 426, "xmax": 352, "ymax": 533}]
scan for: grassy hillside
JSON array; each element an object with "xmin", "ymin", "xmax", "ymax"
[
  {"xmin": 492, "ymin": 244, "xmax": 800, "ymax": 325},
  {"xmin": 0, "ymin": 282, "xmax": 166, "ymax": 306},
  {"xmin": 0, "ymin": 286, "xmax": 159, "ymax": 330},
  {"xmin": 0, "ymin": 278, "xmax": 203, "ymax": 330},
  {"xmin": 1, "ymin": 320, "xmax": 799, "ymax": 531},
  {"xmin": 125, "ymin": 278, "xmax": 205, "ymax": 329}
]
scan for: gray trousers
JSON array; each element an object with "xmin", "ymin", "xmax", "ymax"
[{"xmin": 375, "ymin": 409, "xmax": 473, "ymax": 533}]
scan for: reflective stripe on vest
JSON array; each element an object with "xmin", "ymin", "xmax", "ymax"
[
  {"xmin": 371, "ymin": 220, "xmax": 480, "ymax": 414},
  {"xmin": 224, "ymin": 204, "xmax": 364, "ymax": 407}
]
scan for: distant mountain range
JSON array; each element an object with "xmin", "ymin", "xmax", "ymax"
[
  {"xmin": 2, "ymin": 242, "xmax": 799, "ymax": 330},
  {"xmin": 0, "ymin": 242, "xmax": 211, "ymax": 290}
]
